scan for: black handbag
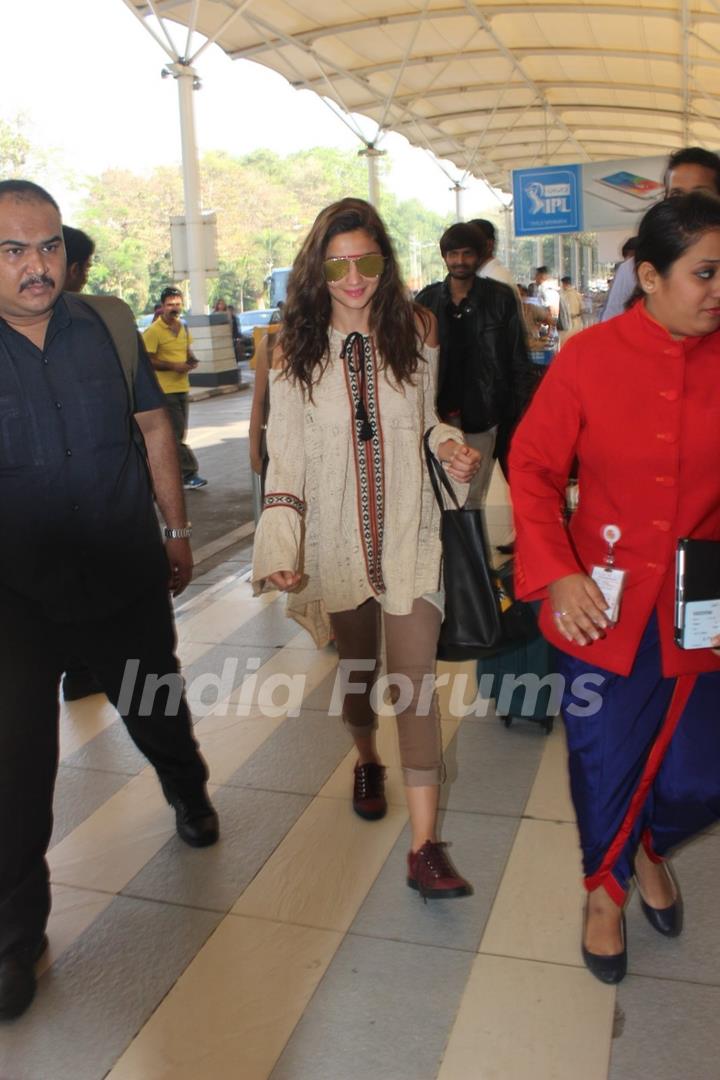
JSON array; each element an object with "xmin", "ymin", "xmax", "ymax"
[{"xmin": 424, "ymin": 431, "xmax": 539, "ymax": 660}]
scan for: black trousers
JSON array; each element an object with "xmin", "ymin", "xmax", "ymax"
[{"xmin": 0, "ymin": 582, "xmax": 207, "ymax": 958}]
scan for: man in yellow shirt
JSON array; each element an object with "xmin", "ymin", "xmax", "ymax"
[{"xmin": 143, "ymin": 287, "xmax": 208, "ymax": 489}]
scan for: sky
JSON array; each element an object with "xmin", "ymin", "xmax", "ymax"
[{"xmin": 2, "ymin": 0, "xmax": 505, "ymax": 221}]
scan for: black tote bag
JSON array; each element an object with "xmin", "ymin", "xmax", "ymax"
[{"xmin": 424, "ymin": 431, "xmax": 538, "ymax": 661}]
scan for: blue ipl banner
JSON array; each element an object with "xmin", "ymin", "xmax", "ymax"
[{"xmin": 512, "ymin": 165, "xmax": 583, "ymax": 236}]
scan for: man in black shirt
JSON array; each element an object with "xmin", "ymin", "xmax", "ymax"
[
  {"xmin": 0, "ymin": 181, "xmax": 218, "ymax": 1021},
  {"xmin": 416, "ymin": 223, "xmax": 534, "ymax": 507}
]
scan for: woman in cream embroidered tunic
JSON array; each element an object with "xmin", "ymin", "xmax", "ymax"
[{"xmin": 252, "ymin": 198, "xmax": 481, "ymax": 899}]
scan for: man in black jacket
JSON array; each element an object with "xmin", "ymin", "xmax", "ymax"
[{"xmin": 416, "ymin": 223, "xmax": 534, "ymax": 507}]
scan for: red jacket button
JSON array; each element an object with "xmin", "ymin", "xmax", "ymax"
[
  {"xmin": 659, "ymin": 389, "xmax": 679, "ymax": 401},
  {"xmin": 652, "ymin": 520, "xmax": 671, "ymax": 531}
]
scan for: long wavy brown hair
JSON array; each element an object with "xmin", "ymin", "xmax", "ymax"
[{"xmin": 280, "ymin": 198, "xmax": 428, "ymax": 395}]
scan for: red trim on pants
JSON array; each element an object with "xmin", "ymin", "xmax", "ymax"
[{"xmin": 585, "ymin": 673, "xmax": 698, "ymax": 900}]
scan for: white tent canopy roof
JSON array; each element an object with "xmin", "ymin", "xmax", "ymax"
[{"xmin": 127, "ymin": 0, "xmax": 720, "ymax": 189}]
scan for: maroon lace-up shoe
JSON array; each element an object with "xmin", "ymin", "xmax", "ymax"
[
  {"xmin": 407, "ymin": 840, "xmax": 473, "ymax": 900},
  {"xmin": 352, "ymin": 762, "xmax": 387, "ymax": 820}
]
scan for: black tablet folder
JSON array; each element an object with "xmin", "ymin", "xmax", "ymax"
[{"xmin": 675, "ymin": 538, "xmax": 720, "ymax": 649}]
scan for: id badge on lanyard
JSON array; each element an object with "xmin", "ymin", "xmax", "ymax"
[{"xmin": 591, "ymin": 525, "xmax": 627, "ymax": 623}]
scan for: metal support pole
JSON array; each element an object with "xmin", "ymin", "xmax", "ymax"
[
  {"xmin": 503, "ymin": 204, "xmax": 513, "ymax": 277},
  {"xmin": 172, "ymin": 62, "xmax": 207, "ymax": 315},
  {"xmin": 554, "ymin": 234, "xmax": 562, "ymax": 280},
  {"xmin": 451, "ymin": 182, "xmax": 464, "ymax": 222},
  {"xmin": 359, "ymin": 146, "xmax": 386, "ymax": 207}
]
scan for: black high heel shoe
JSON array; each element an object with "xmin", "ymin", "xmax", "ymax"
[
  {"xmin": 581, "ymin": 905, "xmax": 627, "ymax": 984},
  {"xmin": 634, "ymin": 862, "xmax": 683, "ymax": 938}
]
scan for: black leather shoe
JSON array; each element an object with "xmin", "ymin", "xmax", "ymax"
[
  {"xmin": 165, "ymin": 787, "xmax": 219, "ymax": 847},
  {"xmin": 581, "ymin": 910, "xmax": 627, "ymax": 985},
  {"xmin": 0, "ymin": 935, "xmax": 48, "ymax": 1021},
  {"xmin": 635, "ymin": 863, "xmax": 683, "ymax": 937}
]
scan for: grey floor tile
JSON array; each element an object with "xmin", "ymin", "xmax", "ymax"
[
  {"xmin": 440, "ymin": 718, "xmax": 545, "ymax": 816},
  {"xmin": 0, "ymin": 895, "xmax": 220, "ymax": 1080},
  {"xmin": 191, "ymin": 564, "xmax": 243, "ymax": 585},
  {"xmin": 224, "ymin": 599, "xmax": 314, "ymax": 649},
  {"xmin": 122, "ymin": 785, "xmax": 310, "ymax": 912},
  {"xmin": 223, "ymin": 709, "xmax": 351, "ymax": 795},
  {"xmin": 301, "ymin": 668, "xmax": 341, "ymax": 712},
  {"xmin": 350, "ymin": 810, "xmax": 518, "ymax": 952},
  {"xmin": 626, "ymin": 832, "xmax": 720, "ymax": 986},
  {"xmin": 60, "ymin": 720, "xmax": 147, "ymax": 778},
  {"xmin": 50, "ymin": 765, "xmax": 132, "ymax": 848},
  {"xmin": 610, "ymin": 975, "xmax": 720, "ymax": 1080},
  {"xmin": 183, "ymin": 643, "xmax": 277, "ymax": 710},
  {"xmin": 172, "ymin": 582, "xmax": 207, "ymax": 606},
  {"xmin": 270, "ymin": 935, "xmax": 474, "ymax": 1080}
]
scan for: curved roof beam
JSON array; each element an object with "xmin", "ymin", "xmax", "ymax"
[
  {"xmin": 392, "ymin": 81, "xmax": 686, "ymax": 106},
  {"xmin": 485, "ymin": 135, "xmax": 686, "ymax": 154},
  {"xmin": 298, "ymin": 45, "xmax": 711, "ymax": 85},
  {"xmin": 401, "ymin": 102, "xmax": 702, "ymax": 125},
  {"xmin": 232, "ymin": 4, "xmax": 720, "ymax": 60}
]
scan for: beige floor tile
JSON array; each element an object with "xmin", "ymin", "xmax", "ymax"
[
  {"xmin": 233, "ymin": 795, "xmax": 408, "ymax": 931},
  {"xmin": 58, "ymin": 694, "xmax": 119, "ymax": 762},
  {"xmin": 176, "ymin": 639, "xmax": 214, "ymax": 668},
  {"xmin": 188, "ymin": 642, "xmax": 338, "ymax": 783},
  {"xmin": 523, "ymin": 723, "xmax": 576, "ymax": 824},
  {"xmin": 481, "ymin": 818, "xmax": 585, "ymax": 966},
  {"xmin": 38, "ymin": 884, "xmax": 114, "ymax": 975},
  {"xmin": 195, "ymin": 711, "xmax": 285, "ymax": 785},
  {"xmin": 317, "ymin": 716, "xmax": 459, "ymax": 808},
  {"xmin": 177, "ymin": 583, "xmax": 275, "ymax": 644},
  {"xmin": 438, "ymin": 953, "xmax": 614, "ymax": 1080},
  {"xmin": 224, "ymin": 639, "xmax": 337, "ymax": 711},
  {"xmin": 48, "ymin": 768, "xmax": 175, "ymax": 893},
  {"xmin": 107, "ymin": 915, "xmax": 343, "ymax": 1080}
]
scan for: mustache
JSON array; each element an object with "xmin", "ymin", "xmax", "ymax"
[{"xmin": 20, "ymin": 274, "xmax": 55, "ymax": 291}]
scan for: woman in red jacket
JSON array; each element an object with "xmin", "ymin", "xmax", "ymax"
[{"xmin": 509, "ymin": 192, "xmax": 720, "ymax": 983}]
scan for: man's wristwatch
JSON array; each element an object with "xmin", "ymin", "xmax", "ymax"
[{"xmin": 164, "ymin": 523, "xmax": 192, "ymax": 540}]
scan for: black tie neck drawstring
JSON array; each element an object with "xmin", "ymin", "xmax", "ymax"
[{"xmin": 341, "ymin": 331, "xmax": 374, "ymax": 441}]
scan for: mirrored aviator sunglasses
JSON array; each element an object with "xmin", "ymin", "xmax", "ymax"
[{"xmin": 322, "ymin": 253, "xmax": 386, "ymax": 283}]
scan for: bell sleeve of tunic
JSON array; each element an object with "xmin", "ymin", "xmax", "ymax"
[
  {"xmin": 421, "ymin": 345, "xmax": 469, "ymax": 506},
  {"xmin": 509, "ymin": 341, "xmax": 585, "ymax": 601},
  {"xmin": 252, "ymin": 370, "xmax": 307, "ymax": 590}
]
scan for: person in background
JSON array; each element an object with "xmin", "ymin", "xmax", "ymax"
[
  {"xmin": 600, "ymin": 236, "xmax": 639, "ymax": 323},
  {"xmin": 510, "ymin": 193, "xmax": 720, "ymax": 985},
  {"xmin": 62, "ymin": 226, "xmax": 95, "ymax": 294},
  {"xmin": 248, "ymin": 331, "xmax": 272, "ymax": 523},
  {"xmin": 416, "ymin": 223, "xmax": 534, "ymax": 502},
  {"xmin": 252, "ymin": 197, "xmax": 481, "ymax": 900},
  {"xmin": 214, "ymin": 297, "xmax": 242, "ymax": 363},
  {"xmin": 60, "ymin": 225, "xmax": 103, "ymax": 702},
  {"xmin": 470, "ymin": 218, "xmax": 516, "ymax": 290},
  {"xmin": 557, "ymin": 274, "xmax": 587, "ymax": 341},
  {"xmin": 143, "ymin": 287, "xmax": 207, "ymax": 490},
  {"xmin": 602, "ymin": 147, "xmax": 720, "ymax": 322},
  {"xmin": 534, "ymin": 266, "xmax": 559, "ymax": 320}
]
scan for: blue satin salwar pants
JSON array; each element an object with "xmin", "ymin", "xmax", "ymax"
[{"xmin": 558, "ymin": 614, "xmax": 720, "ymax": 903}]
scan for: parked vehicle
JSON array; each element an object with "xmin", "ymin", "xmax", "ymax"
[
  {"xmin": 266, "ymin": 267, "xmax": 292, "ymax": 308},
  {"xmin": 235, "ymin": 308, "xmax": 281, "ymax": 361}
]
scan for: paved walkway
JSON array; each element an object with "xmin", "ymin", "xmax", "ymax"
[{"xmin": 2, "ymin": 400, "xmax": 718, "ymax": 1079}]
